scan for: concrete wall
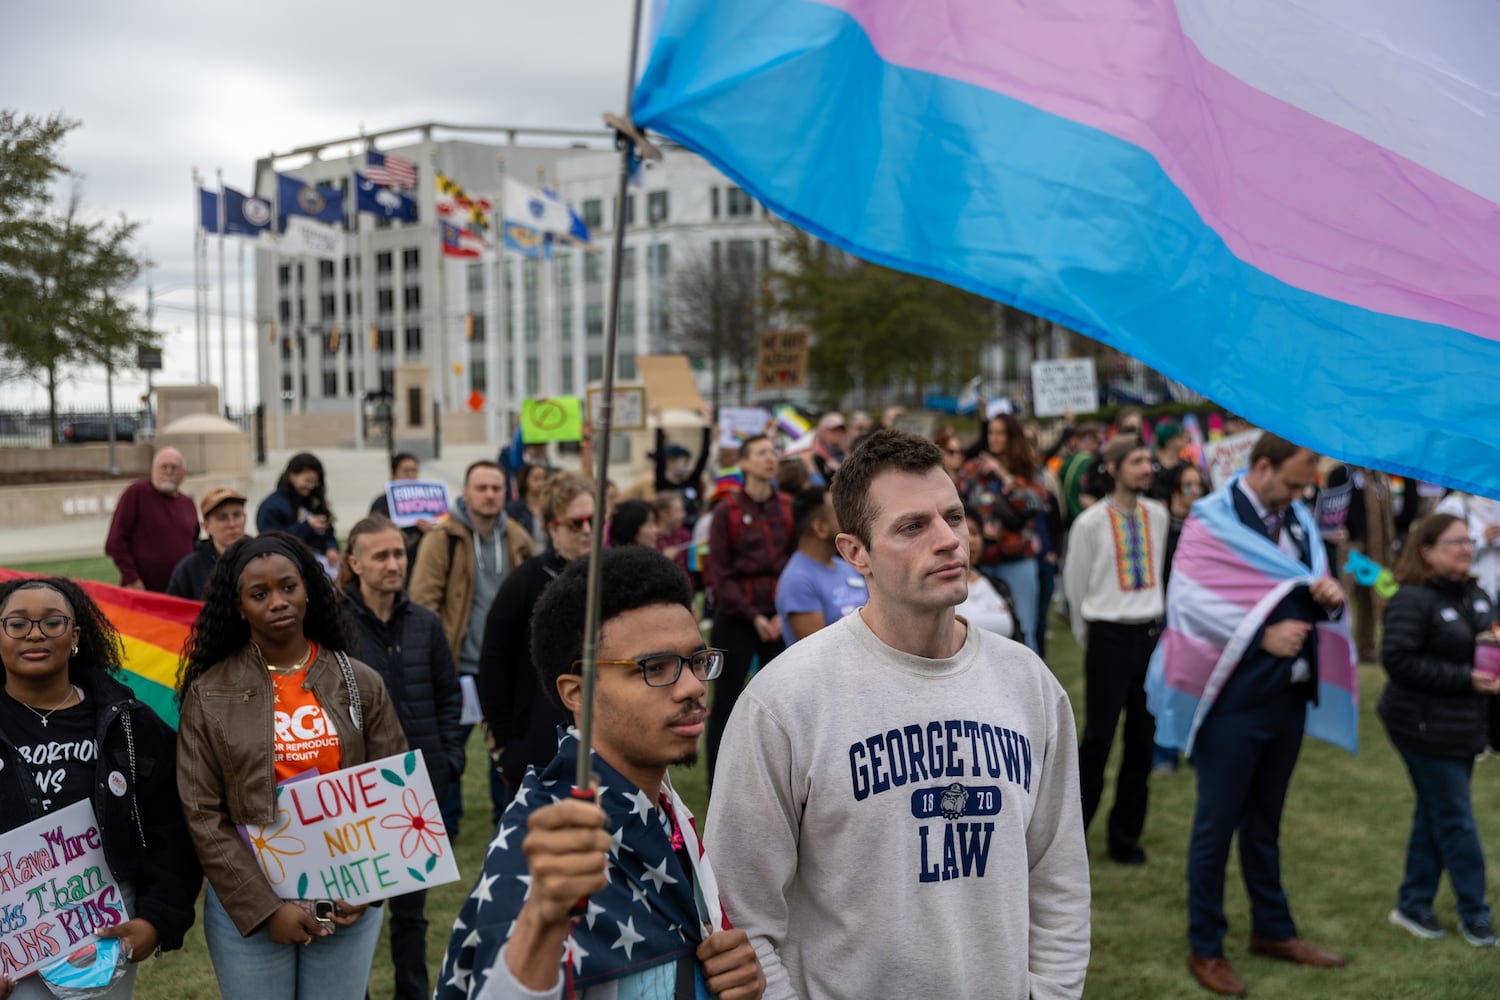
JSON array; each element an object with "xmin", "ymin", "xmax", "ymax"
[
  {"xmin": 0, "ymin": 445, "xmax": 151, "ymax": 476},
  {"xmin": 156, "ymin": 385, "xmax": 221, "ymax": 427},
  {"xmin": 267, "ymin": 411, "xmax": 357, "ymax": 449},
  {"xmin": 0, "ymin": 473, "xmax": 248, "ymax": 529}
]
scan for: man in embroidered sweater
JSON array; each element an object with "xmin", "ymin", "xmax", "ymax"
[
  {"xmin": 708, "ymin": 429, "xmax": 1089, "ymax": 1000},
  {"xmin": 436, "ymin": 547, "xmax": 764, "ymax": 1000},
  {"xmin": 1063, "ymin": 435, "xmax": 1168, "ymax": 865}
]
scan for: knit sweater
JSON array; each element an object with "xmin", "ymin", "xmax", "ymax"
[
  {"xmin": 105, "ymin": 478, "xmax": 200, "ymax": 590},
  {"xmin": 706, "ymin": 611, "xmax": 1090, "ymax": 1000}
]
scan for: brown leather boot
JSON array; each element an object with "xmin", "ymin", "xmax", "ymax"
[
  {"xmin": 1188, "ymin": 955, "xmax": 1248, "ymax": 997},
  {"xmin": 1248, "ymin": 936, "xmax": 1347, "ymax": 967}
]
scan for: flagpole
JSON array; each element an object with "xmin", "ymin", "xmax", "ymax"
[
  {"xmin": 217, "ymin": 167, "xmax": 229, "ymax": 413},
  {"xmin": 192, "ymin": 168, "xmax": 204, "ymax": 384},
  {"xmin": 349, "ymin": 149, "xmax": 364, "ymax": 451},
  {"xmin": 575, "ymin": 0, "xmax": 653, "ymax": 791},
  {"xmin": 238, "ymin": 239, "xmax": 247, "ymax": 419},
  {"xmin": 487, "ymin": 154, "xmax": 508, "ymax": 445},
  {"xmin": 431, "ymin": 146, "xmax": 451, "ymax": 416},
  {"xmin": 270, "ymin": 157, "xmax": 287, "ymax": 452}
]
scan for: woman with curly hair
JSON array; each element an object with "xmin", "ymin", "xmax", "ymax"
[
  {"xmin": 256, "ymin": 452, "xmax": 340, "ymax": 571},
  {"xmin": 957, "ymin": 412, "xmax": 1050, "ymax": 653},
  {"xmin": 176, "ymin": 533, "xmax": 407, "ymax": 1000},
  {"xmin": 0, "ymin": 577, "xmax": 200, "ymax": 1000}
]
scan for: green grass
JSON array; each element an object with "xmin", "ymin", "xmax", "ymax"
[
  {"xmin": 9, "ymin": 554, "xmax": 118, "ymax": 582},
  {"xmin": 11, "ymin": 550, "xmax": 1496, "ymax": 998}
]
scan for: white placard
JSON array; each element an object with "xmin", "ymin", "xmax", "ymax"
[
  {"xmin": 1030, "ymin": 358, "xmax": 1098, "ymax": 417},
  {"xmin": 587, "ymin": 385, "xmax": 647, "ymax": 431},
  {"xmin": 240, "ymin": 750, "xmax": 459, "ymax": 905},
  {"xmin": 0, "ymin": 799, "xmax": 126, "ymax": 982},
  {"xmin": 1204, "ymin": 429, "xmax": 1264, "ymax": 488},
  {"xmin": 718, "ymin": 407, "xmax": 771, "ymax": 449}
]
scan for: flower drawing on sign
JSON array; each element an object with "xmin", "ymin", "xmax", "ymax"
[
  {"xmin": 250, "ymin": 808, "xmax": 307, "ymax": 884},
  {"xmin": 380, "ymin": 787, "xmax": 447, "ymax": 861}
]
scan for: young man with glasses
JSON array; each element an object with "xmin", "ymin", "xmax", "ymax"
[{"xmin": 438, "ymin": 547, "xmax": 765, "ymax": 1000}]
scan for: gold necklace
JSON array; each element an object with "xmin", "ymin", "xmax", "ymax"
[{"xmin": 255, "ymin": 642, "xmax": 313, "ymax": 674}]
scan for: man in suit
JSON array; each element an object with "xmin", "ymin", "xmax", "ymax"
[{"xmin": 1186, "ymin": 434, "xmax": 1348, "ymax": 997}]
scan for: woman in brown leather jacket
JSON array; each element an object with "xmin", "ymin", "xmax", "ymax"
[{"xmin": 176, "ymin": 533, "xmax": 407, "ymax": 1000}]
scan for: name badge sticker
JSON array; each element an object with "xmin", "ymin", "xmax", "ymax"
[{"xmin": 1440, "ymin": 607, "xmax": 1460, "ymax": 623}]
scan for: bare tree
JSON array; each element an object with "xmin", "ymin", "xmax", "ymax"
[{"xmin": 666, "ymin": 251, "xmax": 762, "ymax": 410}]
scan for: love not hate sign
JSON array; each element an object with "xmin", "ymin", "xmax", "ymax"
[
  {"xmin": 240, "ymin": 750, "xmax": 460, "ymax": 906},
  {"xmin": 0, "ymin": 799, "xmax": 125, "ymax": 981}
]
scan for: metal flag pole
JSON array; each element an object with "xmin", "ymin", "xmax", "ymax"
[{"xmin": 574, "ymin": 0, "xmax": 663, "ymax": 793}]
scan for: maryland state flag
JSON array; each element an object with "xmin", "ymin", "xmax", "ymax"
[{"xmin": 0, "ymin": 569, "xmax": 196, "ymax": 727}]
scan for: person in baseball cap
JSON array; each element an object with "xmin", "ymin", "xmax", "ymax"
[{"xmin": 165, "ymin": 488, "xmax": 249, "ymax": 600}]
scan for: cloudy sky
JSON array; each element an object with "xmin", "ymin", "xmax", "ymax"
[{"xmin": 1, "ymin": 0, "xmax": 637, "ymax": 409}]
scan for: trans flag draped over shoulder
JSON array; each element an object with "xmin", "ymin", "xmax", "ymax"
[
  {"xmin": 633, "ymin": 0, "xmax": 1500, "ymax": 496},
  {"xmin": 436, "ymin": 729, "xmax": 727, "ymax": 999},
  {"xmin": 1143, "ymin": 479, "xmax": 1358, "ymax": 756}
]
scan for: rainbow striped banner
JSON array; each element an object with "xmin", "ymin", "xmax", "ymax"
[
  {"xmin": 636, "ymin": 1, "xmax": 1500, "ymax": 496},
  {"xmin": 0, "ymin": 568, "xmax": 195, "ymax": 728}
]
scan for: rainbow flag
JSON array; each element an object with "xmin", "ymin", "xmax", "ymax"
[
  {"xmin": 635, "ymin": 1, "xmax": 1500, "ymax": 497},
  {"xmin": 0, "ymin": 568, "xmax": 194, "ymax": 727},
  {"xmin": 709, "ymin": 467, "xmax": 744, "ymax": 503},
  {"xmin": 1143, "ymin": 481, "xmax": 1358, "ymax": 755}
]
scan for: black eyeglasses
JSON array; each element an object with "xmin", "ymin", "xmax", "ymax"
[
  {"xmin": 1, "ymin": 615, "xmax": 73, "ymax": 640},
  {"xmin": 580, "ymin": 648, "xmax": 726, "ymax": 687}
]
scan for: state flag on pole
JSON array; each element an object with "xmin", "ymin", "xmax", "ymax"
[
  {"xmin": 223, "ymin": 186, "xmax": 273, "ymax": 237},
  {"xmin": 356, "ymin": 173, "xmax": 419, "ymax": 221},
  {"xmin": 440, "ymin": 220, "xmax": 485, "ymax": 259},
  {"xmin": 502, "ymin": 178, "xmax": 589, "ymax": 244},
  {"xmin": 276, "ymin": 173, "xmax": 344, "ymax": 229},
  {"xmin": 366, "ymin": 150, "xmax": 418, "ymax": 189},
  {"xmin": 198, "ymin": 188, "xmax": 220, "ymax": 233}
]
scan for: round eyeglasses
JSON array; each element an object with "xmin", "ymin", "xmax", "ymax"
[
  {"xmin": 580, "ymin": 648, "xmax": 726, "ymax": 687},
  {"xmin": 1, "ymin": 615, "xmax": 73, "ymax": 640}
]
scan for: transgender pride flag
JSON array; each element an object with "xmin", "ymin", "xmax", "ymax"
[{"xmin": 634, "ymin": 1, "xmax": 1500, "ymax": 495}]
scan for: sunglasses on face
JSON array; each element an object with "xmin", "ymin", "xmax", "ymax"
[{"xmin": 552, "ymin": 515, "xmax": 594, "ymax": 533}]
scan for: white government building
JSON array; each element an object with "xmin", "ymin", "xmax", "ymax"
[{"xmin": 250, "ymin": 122, "xmax": 785, "ymax": 449}]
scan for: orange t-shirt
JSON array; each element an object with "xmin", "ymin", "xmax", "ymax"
[{"xmin": 271, "ymin": 642, "xmax": 342, "ymax": 782}]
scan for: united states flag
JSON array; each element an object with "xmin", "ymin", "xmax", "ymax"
[{"xmin": 366, "ymin": 150, "xmax": 417, "ymax": 189}]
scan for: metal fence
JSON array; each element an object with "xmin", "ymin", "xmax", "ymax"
[{"xmin": 0, "ymin": 408, "xmax": 154, "ymax": 448}]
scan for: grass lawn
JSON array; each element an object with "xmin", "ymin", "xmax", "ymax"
[{"xmin": 12, "ymin": 554, "xmax": 1500, "ymax": 998}]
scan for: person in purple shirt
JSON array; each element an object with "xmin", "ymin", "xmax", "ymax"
[
  {"xmin": 775, "ymin": 487, "xmax": 868, "ymax": 645},
  {"xmin": 104, "ymin": 446, "xmax": 200, "ymax": 591}
]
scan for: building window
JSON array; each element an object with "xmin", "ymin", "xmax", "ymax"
[
  {"xmin": 525, "ymin": 309, "xmax": 539, "ymax": 341},
  {"xmin": 621, "ymin": 247, "xmax": 636, "ymax": 280},
  {"xmin": 377, "ymin": 289, "xmax": 394, "ymax": 314},
  {"xmin": 470, "ymin": 361, "xmax": 487, "ymax": 391},
  {"xmin": 558, "ymin": 255, "xmax": 573, "ymax": 287},
  {"xmin": 525, "ymin": 357, "xmax": 539, "ymax": 394},
  {"xmin": 648, "ymin": 190, "xmax": 668, "ymax": 224},
  {"xmin": 278, "ymin": 264, "xmax": 291, "ymax": 286},
  {"xmin": 321, "ymin": 293, "xmax": 336, "ymax": 317},
  {"xmin": 560, "ymin": 305, "xmax": 573, "ymax": 337},
  {"xmin": 524, "ymin": 259, "xmax": 538, "ymax": 290},
  {"xmin": 376, "ymin": 251, "xmax": 393, "ymax": 274},
  {"xmin": 711, "ymin": 187, "xmax": 720, "ymax": 219},
  {"xmin": 620, "ymin": 301, "xmax": 636, "ymax": 335},
  {"xmin": 584, "ymin": 253, "xmax": 603, "ymax": 286},
  {"xmin": 346, "ymin": 370, "xmax": 355, "ymax": 395},
  {"xmin": 319, "ymin": 260, "xmax": 335, "ymax": 280},
  {"xmin": 467, "ymin": 263, "xmax": 484, "ymax": 294},
  {"xmin": 620, "ymin": 352, "xmax": 637, "ymax": 379},
  {"xmin": 586, "ymin": 304, "xmax": 604, "ymax": 336},
  {"xmin": 726, "ymin": 186, "xmax": 754, "ymax": 217},
  {"xmin": 345, "ymin": 291, "xmax": 357, "ymax": 315},
  {"xmin": 281, "ymin": 373, "xmax": 293, "ymax": 392},
  {"xmin": 405, "ymin": 326, "xmax": 422, "ymax": 353},
  {"xmin": 279, "ymin": 337, "xmax": 292, "ymax": 360},
  {"xmin": 617, "ymin": 195, "xmax": 635, "ymax": 228},
  {"xmin": 379, "ymin": 367, "xmax": 394, "ymax": 394},
  {"xmin": 344, "ymin": 255, "xmax": 357, "ymax": 278},
  {"xmin": 727, "ymin": 239, "xmax": 756, "ymax": 273},
  {"xmin": 323, "ymin": 372, "xmax": 338, "ymax": 396},
  {"xmin": 279, "ymin": 299, "xmax": 291, "ymax": 323},
  {"xmin": 403, "ymin": 286, "xmax": 421, "ymax": 310},
  {"xmin": 377, "ymin": 328, "xmax": 394, "ymax": 352},
  {"xmin": 561, "ymin": 359, "xmax": 574, "ymax": 394},
  {"xmin": 469, "ymin": 314, "xmax": 486, "ymax": 344},
  {"xmin": 402, "ymin": 247, "xmax": 420, "ymax": 270},
  {"xmin": 650, "ymin": 243, "xmax": 670, "ymax": 283},
  {"xmin": 582, "ymin": 199, "xmax": 603, "ymax": 231},
  {"xmin": 587, "ymin": 353, "xmax": 604, "ymax": 380}
]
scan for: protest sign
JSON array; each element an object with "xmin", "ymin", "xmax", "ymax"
[
  {"xmin": 0, "ymin": 799, "xmax": 125, "ymax": 982},
  {"xmin": 1315, "ymin": 481, "xmax": 1354, "ymax": 539},
  {"xmin": 755, "ymin": 329, "xmax": 810, "ymax": 391},
  {"xmin": 1030, "ymin": 358, "xmax": 1097, "ymax": 417},
  {"xmin": 1204, "ymin": 429, "xmax": 1264, "ymax": 488},
  {"xmin": 718, "ymin": 407, "xmax": 771, "ymax": 449},
  {"xmin": 521, "ymin": 397, "xmax": 584, "ymax": 443},
  {"xmin": 383, "ymin": 480, "xmax": 450, "ymax": 528},
  {"xmin": 241, "ymin": 750, "xmax": 459, "ymax": 906},
  {"xmin": 587, "ymin": 385, "xmax": 647, "ymax": 431}
]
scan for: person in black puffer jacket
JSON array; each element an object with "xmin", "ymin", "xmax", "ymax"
[
  {"xmin": 338, "ymin": 516, "xmax": 464, "ymax": 1000},
  {"xmin": 0, "ymin": 577, "xmax": 201, "ymax": 996},
  {"xmin": 1379, "ymin": 513, "xmax": 1500, "ymax": 947}
]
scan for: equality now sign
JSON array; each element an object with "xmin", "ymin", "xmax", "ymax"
[
  {"xmin": 241, "ymin": 750, "xmax": 460, "ymax": 905},
  {"xmin": 0, "ymin": 799, "xmax": 126, "ymax": 981}
]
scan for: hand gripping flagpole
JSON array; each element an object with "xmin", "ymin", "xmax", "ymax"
[{"xmin": 570, "ymin": 0, "xmax": 664, "ymax": 909}]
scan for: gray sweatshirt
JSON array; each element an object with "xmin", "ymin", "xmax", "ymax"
[{"xmin": 706, "ymin": 610, "xmax": 1091, "ymax": 999}]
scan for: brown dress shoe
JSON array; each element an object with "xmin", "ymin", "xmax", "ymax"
[
  {"xmin": 1188, "ymin": 955, "xmax": 1248, "ymax": 997},
  {"xmin": 1248, "ymin": 936, "xmax": 1347, "ymax": 967}
]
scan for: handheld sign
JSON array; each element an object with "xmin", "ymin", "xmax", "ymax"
[
  {"xmin": 384, "ymin": 479, "xmax": 450, "ymax": 528},
  {"xmin": 240, "ymin": 751, "xmax": 460, "ymax": 905},
  {"xmin": 521, "ymin": 397, "xmax": 584, "ymax": 444},
  {"xmin": 0, "ymin": 799, "xmax": 126, "ymax": 982},
  {"xmin": 1030, "ymin": 358, "xmax": 1097, "ymax": 417},
  {"xmin": 1204, "ymin": 429, "xmax": 1264, "ymax": 489}
]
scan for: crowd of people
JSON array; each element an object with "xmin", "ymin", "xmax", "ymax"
[{"xmin": 2, "ymin": 401, "xmax": 1497, "ymax": 999}]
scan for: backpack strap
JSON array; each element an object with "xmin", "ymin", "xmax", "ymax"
[{"xmin": 335, "ymin": 650, "xmax": 364, "ymax": 732}]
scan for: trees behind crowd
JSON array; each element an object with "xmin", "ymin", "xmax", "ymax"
[{"xmin": 0, "ymin": 109, "xmax": 154, "ymax": 440}]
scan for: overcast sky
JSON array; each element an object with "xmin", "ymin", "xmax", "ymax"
[{"xmin": 1, "ymin": 0, "xmax": 637, "ymax": 409}]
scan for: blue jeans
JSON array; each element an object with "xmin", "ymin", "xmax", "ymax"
[
  {"xmin": 1391, "ymin": 739, "xmax": 1490, "ymax": 924},
  {"xmin": 203, "ymin": 884, "xmax": 384, "ymax": 1000},
  {"xmin": 985, "ymin": 558, "xmax": 1040, "ymax": 654}
]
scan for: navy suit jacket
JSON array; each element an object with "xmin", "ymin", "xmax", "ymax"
[{"xmin": 1214, "ymin": 487, "xmax": 1325, "ymax": 714}]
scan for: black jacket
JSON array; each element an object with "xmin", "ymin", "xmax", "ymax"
[
  {"xmin": 343, "ymin": 583, "xmax": 466, "ymax": 791},
  {"xmin": 1379, "ymin": 576, "xmax": 1496, "ymax": 758},
  {"xmin": 165, "ymin": 538, "xmax": 218, "ymax": 601},
  {"xmin": 0, "ymin": 669, "xmax": 201, "ymax": 951},
  {"xmin": 477, "ymin": 548, "xmax": 571, "ymax": 788}
]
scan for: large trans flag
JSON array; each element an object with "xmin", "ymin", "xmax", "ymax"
[{"xmin": 634, "ymin": 0, "xmax": 1500, "ymax": 495}]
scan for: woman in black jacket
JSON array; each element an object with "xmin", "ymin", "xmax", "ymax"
[
  {"xmin": 1380, "ymin": 513, "xmax": 1500, "ymax": 947},
  {"xmin": 0, "ymin": 577, "xmax": 200, "ymax": 998},
  {"xmin": 338, "ymin": 516, "xmax": 463, "ymax": 1000},
  {"xmin": 256, "ymin": 452, "xmax": 339, "ymax": 570}
]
